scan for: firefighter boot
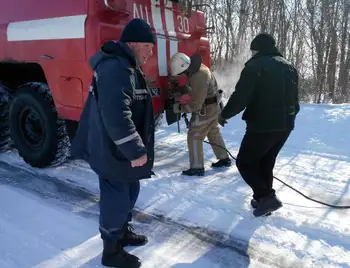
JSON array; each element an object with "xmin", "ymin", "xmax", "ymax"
[
  {"xmin": 253, "ymin": 193, "xmax": 282, "ymax": 217},
  {"xmin": 101, "ymin": 240, "xmax": 141, "ymax": 268},
  {"xmin": 182, "ymin": 168, "xmax": 205, "ymax": 176},
  {"xmin": 120, "ymin": 224, "xmax": 148, "ymax": 247},
  {"xmin": 211, "ymin": 158, "xmax": 231, "ymax": 168}
]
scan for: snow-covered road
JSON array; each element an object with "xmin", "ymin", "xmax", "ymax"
[
  {"xmin": 0, "ymin": 161, "xmax": 270, "ymax": 268},
  {"xmin": 0, "ymin": 103, "xmax": 350, "ymax": 267}
]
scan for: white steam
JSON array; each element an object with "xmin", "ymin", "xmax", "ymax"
[{"xmin": 214, "ymin": 47, "xmax": 252, "ymax": 100}]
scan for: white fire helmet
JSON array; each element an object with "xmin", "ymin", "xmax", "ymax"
[{"xmin": 170, "ymin": 52, "xmax": 191, "ymax": 75}]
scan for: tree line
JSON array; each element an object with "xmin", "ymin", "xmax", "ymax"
[{"xmin": 189, "ymin": 0, "xmax": 350, "ymax": 103}]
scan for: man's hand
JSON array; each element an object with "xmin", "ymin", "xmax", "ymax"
[
  {"xmin": 218, "ymin": 114, "xmax": 228, "ymax": 127},
  {"xmin": 131, "ymin": 154, "xmax": 148, "ymax": 167}
]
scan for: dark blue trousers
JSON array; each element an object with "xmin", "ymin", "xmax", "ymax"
[{"xmin": 98, "ymin": 176, "xmax": 140, "ymax": 244}]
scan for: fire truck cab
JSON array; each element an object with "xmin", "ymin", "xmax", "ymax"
[{"xmin": 0, "ymin": 0, "xmax": 211, "ymax": 168}]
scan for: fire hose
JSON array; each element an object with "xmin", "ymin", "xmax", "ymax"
[{"xmin": 180, "ymin": 113, "xmax": 350, "ymax": 209}]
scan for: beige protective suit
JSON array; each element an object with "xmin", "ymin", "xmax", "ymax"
[{"xmin": 177, "ymin": 63, "xmax": 229, "ymax": 169}]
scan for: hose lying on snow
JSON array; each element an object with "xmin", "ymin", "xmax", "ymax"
[{"xmin": 203, "ymin": 140, "xmax": 350, "ymax": 209}]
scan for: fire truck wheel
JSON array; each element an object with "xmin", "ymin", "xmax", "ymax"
[
  {"xmin": 0, "ymin": 83, "xmax": 12, "ymax": 152},
  {"xmin": 8, "ymin": 82, "xmax": 70, "ymax": 168}
]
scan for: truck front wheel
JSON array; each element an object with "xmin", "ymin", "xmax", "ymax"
[{"xmin": 9, "ymin": 82, "xmax": 70, "ymax": 167}]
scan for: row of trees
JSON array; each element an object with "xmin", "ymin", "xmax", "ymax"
[{"xmin": 189, "ymin": 0, "xmax": 350, "ymax": 103}]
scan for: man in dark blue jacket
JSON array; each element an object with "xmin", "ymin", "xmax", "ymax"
[
  {"xmin": 219, "ymin": 33, "xmax": 300, "ymax": 218},
  {"xmin": 71, "ymin": 18, "xmax": 156, "ymax": 268}
]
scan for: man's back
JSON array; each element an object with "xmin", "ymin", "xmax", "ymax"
[
  {"xmin": 187, "ymin": 64, "xmax": 221, "ymax": 115},
  {"xmin": 241, "ymin": 53, "xmax": 299, "ymax": 133},
  {"xmin": 219, "ymin": 33, "xmax": 299, "ymax": 217}
]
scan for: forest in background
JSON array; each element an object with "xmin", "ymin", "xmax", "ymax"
[{"xmin": 186, "ymin": 0, "xmax": 350, "ymax": 103}]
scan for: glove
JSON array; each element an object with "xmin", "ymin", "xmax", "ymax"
[
  {"xmin": 173, "ymin": 103, "xmax": 182, "ymax": 113},
  {"xmin": 218, "ymin": 114, "xmax": 228, "ymax": 127},
  {"xmin": 176, "ymin": 93, "xmax": 192, "ymax": 104}
]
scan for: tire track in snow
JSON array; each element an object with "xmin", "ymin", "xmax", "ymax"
[{"xmin": 0, "ymin": 160, "xmax": 291, "ymax": 268}]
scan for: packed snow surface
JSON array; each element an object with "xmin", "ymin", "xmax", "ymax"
[{"xmin": 1, "ymin": 103, "xmax": 349, "ymax": 267}]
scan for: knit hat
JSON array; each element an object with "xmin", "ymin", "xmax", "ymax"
[
  {"xmin": 250, "ymin": 33, "xmax": 276, "ymax": 51},
  {"xmin": 120, "ymin": 18, "xmax": 156, "ymax": 45}
]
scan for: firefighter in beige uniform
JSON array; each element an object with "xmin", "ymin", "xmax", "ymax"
[{"xmin": 170, "ymin": 52, "xmax": 231, "ymax": 176}]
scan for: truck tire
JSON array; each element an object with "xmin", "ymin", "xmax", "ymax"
[
  {"xmin": 8, "ymin": 82, "xmax": 70, "ymax": 167},
  {"xmin": 0, "ymin": 83, "xmax": 11, "ymax": 152}
]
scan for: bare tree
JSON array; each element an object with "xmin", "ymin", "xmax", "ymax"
[{"xmin": 193, "ymin": 0, "xmax": 349, "ymax": 103}]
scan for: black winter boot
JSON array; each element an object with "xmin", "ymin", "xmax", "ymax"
[
  {"xmin": 120, "ymin": 224, "xmax": 148, "ymax": 247},
  {"xmin": 101, "ymin": 240, "xmax": 141, "ymax": 268},
  {"xmin": 250, "ymin": 199, "xmax": 259, "ymax": 209},
  {"xmin": 211, "ymin": 158, "xmax": 231, "ymax": 168},
  {"xmin": 253, "ymin": 193, "xmax": 282, "ymax": 217},
  {"xmin": 251, "ymin": 199, "xmax": 272, "ymax": 216},
  {"xmin": 182, "ymin": 168, "xmax": 205, "ymax": 176}
]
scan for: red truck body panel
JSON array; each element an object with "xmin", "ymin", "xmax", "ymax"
[{"xmin": 0, "ymin": 0, "xmax": 210, "ymax": 121}]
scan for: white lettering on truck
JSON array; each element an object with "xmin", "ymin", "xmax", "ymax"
[
  {"xmin": 133, "ymin": 1, "xmax": 180, "ymax": 77},
  {"xmin": 177, "ymin": 15, "xmax": 189, "ymax": 33},
  {"xmin": 133, "ymin": 3, "xmax": 150, "ymax": 25}
]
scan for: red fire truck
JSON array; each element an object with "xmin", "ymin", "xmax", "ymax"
[{"xmin": 0, "ymin": 0, "xmax": 211, "ymax": 168}]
